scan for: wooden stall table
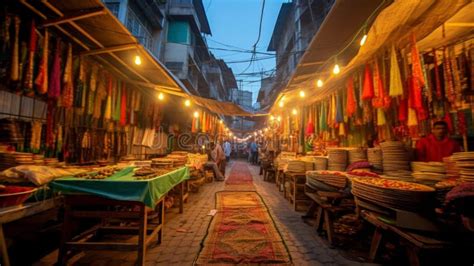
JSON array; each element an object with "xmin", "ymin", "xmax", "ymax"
[
  {"xmin": 0, "ymin": 198, "xmax": 59, "ymax": 266},
  {"xmin": 304, "ymin": 186, "xmax": 353, "ymax": 246},
  {"xmin": 51, "ymin": 167, "xmax": 190, "ymax": 265},
  {"xmin": 286, "ymin": 172, "xmax": 310, "ymax": 211},
  {"xmin": 361, "ymin": 210, "xmax": 453, "ymax": 265}
]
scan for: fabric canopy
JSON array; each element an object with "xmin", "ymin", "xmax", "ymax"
[{"xmin": 271, "ymin": 0, "xmax": 471, "ymax": 111}]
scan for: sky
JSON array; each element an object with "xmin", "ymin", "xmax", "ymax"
[{"xmin": 202, "ymin": 0, "xmax": 289, "ymax": 104}]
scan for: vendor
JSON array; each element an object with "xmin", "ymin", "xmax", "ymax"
[
  {"xmin": 204, "ymin": 142, "xmax": 225, "ymax": 181},
  {"xmin": 415, "ymin": 120, "xmax": 461, "ymax": 162}
]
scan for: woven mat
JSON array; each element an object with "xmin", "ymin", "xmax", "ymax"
[{"xmin": 195, "ymin": 191, "xmax": 291, "ymax": 265}]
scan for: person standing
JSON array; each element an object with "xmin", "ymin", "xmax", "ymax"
[
  {"xmin": 250, "ymin": 140, "xmax": 258, "ymax": 165},
  {"xmin": 415, "ymin": 120, "xmax": 461, "ymax": 162},
  {"xmin": 205, "ymin": 142, "xmax": 224, "ymax": 181},
  {"xmin": 223, "ymin": 139, "xmax": 231, "ymax": 162}
]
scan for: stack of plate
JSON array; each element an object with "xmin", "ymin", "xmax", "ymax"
[
  {"xmin": 151, "ymin": 158, "xmax": 174, "ymax": 169},
  {"xmin": 351, "ymin": 177, "xmax": 435, "ymax": 211},
  {"xmin": 313, "ymin": 156, "xmax": 328, "ymax": 170},
  {"xmin": 306, "ymin": 170, "xmax": 347, "ymax": 188},
  {"xmin": 327, "ymin": 148, "xmax": 348, "ymax": 171},
  {"xmin": 452, "ymin": 152, "xmax": 474, "ymax": 182},
  {"xmin": 381, "ymin": 170, "xmax": 413, "ymax": 182},
  {"xmin": 166, "ymin": 154, "xmax": 188, "ymax": 167},
  {"xmin": 380, "ymin": 141, "xmax": 410, "ymax": 172},
  {"xmin": 367, "ymin": 148, "xmax": 383, "ymax": 171},
  {"xmin": 134, "ymin": 160, "xmax": 152, "ymax": 167},
  {"xmin": 411, "ymin": 162, "xmax": 446, "ymax": 183},
  {"xmin": 13, "ymin": 152, "xmax": 34, "ymax": 165},
  {"xmin": 443, "ymin": 156, "xmax": 460, "ymax": 179},
  {"xmin": 33, "ymin": 154, "xmax": 44, "ymax": 165},
  {"xmin": 44, "ymin": 157, "xmax": 59, "ymax": 166},
  {"xmin": 287, "ymin": 160, "xmax": 306, "ymax": 173},
  {"xmin": 347, "ymin": 148, "xmax": 368, "ymax": 164}
]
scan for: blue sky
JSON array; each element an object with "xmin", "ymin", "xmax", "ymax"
[{"xmin": 202, "ymin": 0, "xmax": 289, "ymax": 104}]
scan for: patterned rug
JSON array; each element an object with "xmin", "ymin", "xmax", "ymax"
[
  {"xmin": 225, "ymin": 161, "xmax": 255, "ymax": 191},
  {"xmin": 196, "ymin": 163, "xmax": 291, "ymax": 265}
]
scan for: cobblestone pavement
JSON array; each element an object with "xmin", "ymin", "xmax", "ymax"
[{"xmin": 36, "ymin": 161, "xmax": 373, "ymax": 266}]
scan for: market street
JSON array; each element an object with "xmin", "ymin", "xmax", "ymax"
[{"xmin": 35, "ymin": 161, "xmax": 366, "ymax": 266}]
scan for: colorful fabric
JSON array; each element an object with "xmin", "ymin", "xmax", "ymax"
[
  {"xmin": 35, "ymin": 28, "xmax": 48, "ymax": 94},
  {"xmin": 362, "ymin": 63, "xmax": 374, "ymax": 100},
  {"xmin": 389, "ymin": 46, "xmax": 404, "ymax": 97},
  {"xmin": 48, "ymin": 39, "xmax": 61, "ymax": 99},
  {"xmin": 346, "ymin": 77, "xmax": 356, "ymax": 117},
  {"xmin": 372, "ymin": 60, "xmax": 391, "ymax": 109},
  {"xmin": 61, "ymin": 43, "xmax": 74, "ymax": 108}
]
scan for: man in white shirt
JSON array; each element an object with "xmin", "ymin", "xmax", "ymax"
[{"xmin": 223, "ymin": 140, "xmax": 232, "ymax": 162}]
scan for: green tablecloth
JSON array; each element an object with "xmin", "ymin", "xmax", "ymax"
[{"xmin": 51, "ymin": 167, "xmax": 190, "ymax": 208}]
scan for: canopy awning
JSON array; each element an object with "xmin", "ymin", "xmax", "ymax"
[
  {"xmin": 20, "ymin": 0, "xmax": 264, "ymax": 117},
  {"xmin": 271, "ymin": 0, "xmax": 471, "ymax": 111}
]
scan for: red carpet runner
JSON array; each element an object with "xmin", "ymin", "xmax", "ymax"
[{"xmin": 196, "ymin": 162, "xmax": 291, "ymax": 265}]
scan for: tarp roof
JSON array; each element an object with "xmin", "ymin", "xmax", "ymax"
[
  {"xmin": 20, "ymin": 0, "xmax": 262, "ymax": 117},
  {"xmin": 271, "ymin": 0, "xmax": 471, "ymax": 111}
]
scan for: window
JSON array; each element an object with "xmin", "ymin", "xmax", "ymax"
[
  {"xmin": 167, "ymin": 21, "xmax": 190, "ymax": 44},
  {"xmin": 126, "ymin": 7, "xmax": 153, "ymax": 51},
  {"xmin": 105, "ymin": 2, "xmax": 120, "ymax": 18}
]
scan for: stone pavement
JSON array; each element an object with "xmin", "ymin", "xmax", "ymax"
[{"xmin": 35, "ymin": 161, "xmax": 372, "ymax": 266}]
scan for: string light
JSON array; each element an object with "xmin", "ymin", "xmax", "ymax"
[
  {"xmin": 299, "ymin": 90, "xmax": 305, "ymax": 98},
  {"xmin": 193, "ymin": 111, "xmax": 199, "ymax": 118},
  {"xmin": 278, "ymin": 101, "xmax": 284, "ymax": 108},
  {"xmin": 292, "ymin": 108, "xmax": 298, "ymax": 115},
  {"xmin": 184, "ymin": 99, "xmax": 191, "ymax": 107},
  {"xmin": 333, "ymin": 64, "xmax": 340, "ymax": 75},
  {"xmin": 360, "ymin": 34, "xmax": 368, "ymax": 46},
  {"xmin": 158, "ymin": 92, "xmax": 164, "ymax": 101},
  {"xmin": 270, "ymin": 115, "xmax": 275, "ymax": 121},
  {"xmin": 134, "ymin": 55, "xmax": 142, "ymax": 65},
  {"xmin": 219, "ymin": 120, "xmax": 223, "ymax": 124},
  {"xmin": 277, "ymin": 116, "xmax": 281, "ymax": 122},
  {"xmin": 317, "ymin": 79, "xmax": 323, "ymax": 88}
]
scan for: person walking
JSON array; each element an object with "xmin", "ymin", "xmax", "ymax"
[
  {"xmin": 223, "ymin": 139, "xmax": 231, "ymax": 162},
  {"xmin": 250, "ymin": 140, "xmax": 258, "ymax": 165}
]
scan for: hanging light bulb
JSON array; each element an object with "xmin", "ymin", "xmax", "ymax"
[
  {"xmin": 219, "ymin": 120, "xmax": 223, "ymax": 124},
  {"xmin": 184, "ymin": 99, "xmax": 191, "ymax": 107},
  {"xmin": 360, "ymin": 34, "xmax": 368, "ymax": 46},
  {"xmin": 278, "ymin": 101, "xmax": 284, "ymax": 108},
  {"xmin": 193, "ymin": 111, "xmax": 199, "ymax": 118},
  {"xmin": 299, "ymin": 90, "xmax": 305, "ymax": 98},
  {"xmin": 333, "ymin": 64, "xmax": 340, "ymax": 75},
  {"xmin": 134, "ymin": 55, "xmax": 142, "ymax": 65},
  {"xmin": 270, "ymin": 115, "xmax": 275, "ymax": 121},
  {"xmin": 277, "ymin": 116, "xmax": 281, "ymax": 122},
  {"xmin": 316, "ymin": 79, "xmax": 323, "ymax": 88},
  {"xmin": 264, "ymin": 128, "xmax": 268, "ymax": 132},
  {"xmin": 158, "ymin": 92, "xmax": 164, "ymax": 101},
  {"xmin": 292, "ymin": 108, "xmax": 298, "ymax": 115},
  {"xmin": 229, "ymin": 132, "xmax": 233, "ymax": 137}
]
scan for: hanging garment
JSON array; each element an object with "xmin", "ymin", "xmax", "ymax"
[
  {"xmin": 346, "ymin": 76, "xmax": 356, "ymax": 117},
  {"xmin": 306, "ymin": 107, "xmax": 315, "ymax": 136},
  {"xmin": 362, "ymin": 63, "xmax": 374, "ymax": 100},
  {"xmin": 372, "ymin": 60, "xmax": 391, "ymax": 109},
  {"xmin": 335, "ymin": 93, "xmax": 343, "ymax": 123},
  {"xmin": 113, "ymin": 81, "xmax": 121, "ymax": 121},
  {"xmin": 411, "ymin": 33, "xmax": 425, "ymax": 88},
  {"xmin": 35, "ymin": 28, "xmax": 48, "ymax": 94},
  {"xmin": 377, "ymin": 108, "xmax": 386, "ymax": 126},
  {"xmin": 119, "ymin": 84, "xmax": 127, "ymax": 126},
  {"xmin": 389, "ymin": 46, "xmax": 404, "ymax": 97},
  {"xmin": 62, "ymin": 43, "xmax": 74, "ymax": 108},
  {"xmin": 49, "ymin": 39, "xmax": 61, "ymax": 99},
  {"xmin": 104, "ymin": 75, "xmax": 112, "ymax": 119},
  {"xmin": 30, "ymin": 121, "xmax": 42, "ymax": 152},
  {"xmin": 398, "ymin": 97, "xmax": 408, "ymax": 122},
  {"xmin": 443, "ymin": 48, "xmax": 455, "ymax": 103},
  {"xmin": 24, "ymin": 20, "xmax": 37, "ymax": 95},
  {"xmin": 10, "ymin": 16, "xmax": 20, "ymax": 81},
  {"xmin": 432, "ymin": 49, "xmax": 442, "ymax": 100}
]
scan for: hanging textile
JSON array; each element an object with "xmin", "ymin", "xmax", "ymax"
[
  {"xmin": 411, "ymin": 33, "xmax": 425, "ymax": 88},
  {"xmin": 335, "ymin": 93, "xmax": 343, "ymax": 123},
  {"xmin": 74, "ymin": 58, "xmax": 84, "ymax": 108},
  {"xmin": 104, "ymin": 75, "xmax": 112, "ymax": 119},
  {"xmin": 306, "ymin": 107, "xmax": 315, "ymax": 136},
  {"xmin": 432, "ymin": 49, "xmax": 442, "ymax": 100},
  {"xmin": 377, "ymin": 108, "xmax": 386, "ymax": 126},
  {"xmin": 62, "ymin": 43, "xmax": 74, "ymax": 108},
  {"xmin": 120, "ymin": 83, "xmax": 127, "ymax": 126},
  {"xmin": 46, "ymin": 100, "xmax": 56, "ymax": 149},
  {"xmin": 35, "ymin": 28, "xmax": 48, "ymax": 94},
  {"xmin": 389, "ymin": 46, "xmax": 404, "ymax": 97},
  {"xmin": 398, "ymin": 97, "xmax": 408, "ymax": 122},
  {"xmin": 24, "ymin": 20, "xmax": 37, "ymax": 95},
  {"xmin": 113, "ymin": 81, "xmax": 121, "ymax": 121},
  {"xmin": 30, "ymin": 121, "xmax": 42, "ymax": 152},
  {"xmin": 362, "ymin": 63, "xmax": 374, "ymax": 100},
  {"xmin": 372, "ymin": 60, "xmax": 391, "ymax": 109},
  {"xmin": 346, "ymin": 77, "xmax": 356, "ymax": 117},
  {"xmin": 320, "ymin": 102, "xmax": 327, "ymax": 131},
  {"xmin": 407, "ymin": 108, "xmax": 418, "ymax": 127},
  {"xmin": 49, "ymin": 39, "xmax": 61, "ymax": 99},
  {"xmin": 10, "ymin": 16, "xmax": 20, "ymax": 81},
  {"xmin": 93, "ymin": 73, "xmax": 106, "ymax": 119}
]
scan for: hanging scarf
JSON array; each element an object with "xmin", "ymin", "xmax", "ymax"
[
  {"xmin": 335, "ymin": 93, "xmax": 343, "ymax": 123},
  {"xmin": 113, "ymin": 81, "xmax": 121, "ymax": 121},
  {"xmin": 377, "ymin": 108, "xmax": 386, "ymax": 126},
  {"xmin": 389, "ymin": 46, "xmax": 404, "ymax": 97},
  {"xmin": 24, "ymin": 20, "xmax": 37, "ymax": 95},
  {"xmin": 49, "ymin": 39, "xmax": 61, "ymax": 99},
  {"xmin": 432, "ymin": 49, "xmax": 442, "ymax": 100},
  {"xmin": 346, "ymin": 76, "xmax": 356, "ymax": 117},
  {"xmin": 93, "ymin": 73, "xmax": 106, "ymax": 119},
  {"xmin": 398, "ymin": 97, "xmax": 408, "ymax": 122},
  {"xmin": 443, "ymin": 48, "xmax": 455, "ymax": 104},
  {"xmin": 372, "ymin": 60, "xmax": 390, "ymax": 109},
  {"xmin": 104, "ymin": 75, "xmax": 113, "ymax": 119},
  {"xmin": 35, "ymin": 28, "xmax": 48, "ymax": 94},
  {"xmin": 120, "ymin": 83, "xmax": 127, "ymax": 126},
  {"xmin": 320, "ymin": 102, "xmax": 327, "ymax": 131},
  {"xmin": 306, "ymin": 106, "xmax": 315, "ymax": 135},
  {"xmin": 74, "ymin": 58, "xmax": 84, "ymax": 108},
  {"xmin": 10, "ymin": 16, "xmax": 20, "ymax": 81},
  {"xmin": 362, "ymin": 63, "xmax": 374, "ymax": 100},
  {"xmin": 62, "ymin": 43, "xmax": 74, "ymax": 108}
]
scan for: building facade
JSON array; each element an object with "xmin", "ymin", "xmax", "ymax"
[
  {"xmin": 103, "ymin": 0, "xmax": 235, "ymax": 101},
  {"xmin": 260, "ymin": 0, "xmax": 335, "ymax": 108}
]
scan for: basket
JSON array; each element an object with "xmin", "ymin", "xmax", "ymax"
[{"xmin": 0, "ymin": 186, "xmax": 37, "ymax": 208}]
